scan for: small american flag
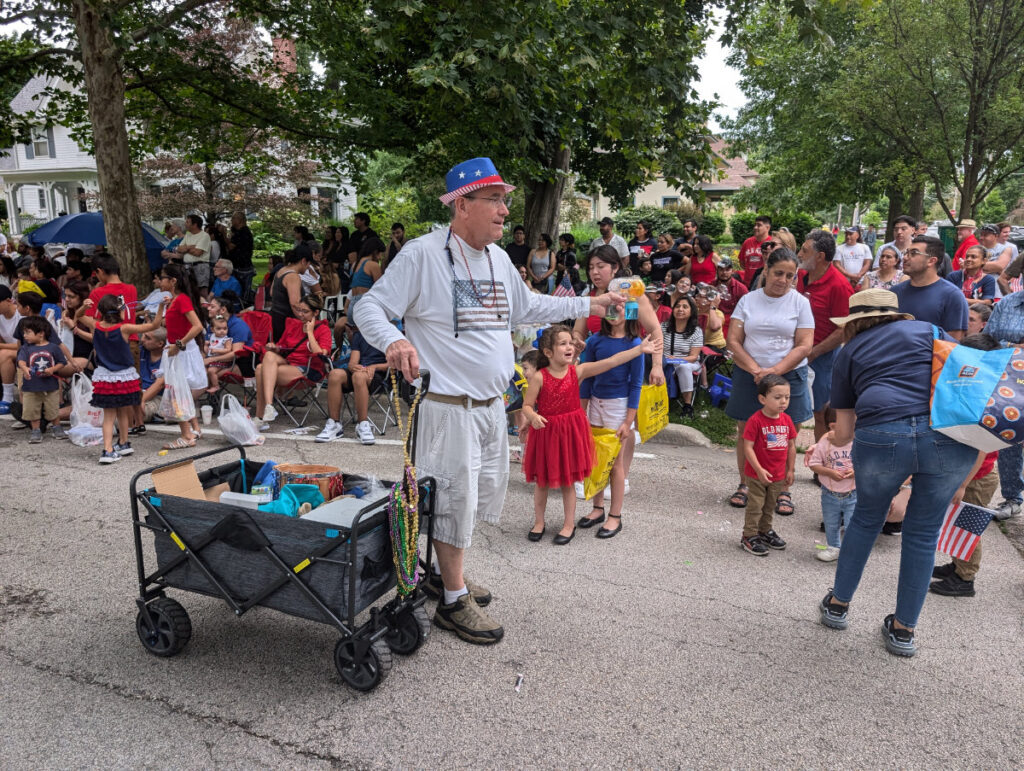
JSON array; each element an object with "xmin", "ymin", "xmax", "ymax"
[
  {"xmin": 937, "ymin": 502, "xmax": 994, "ymax": 560},
  {"xmin": 552, "ymin": 272, "xmax": 575, "ymax": 297}
]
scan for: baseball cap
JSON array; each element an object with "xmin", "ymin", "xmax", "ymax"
[
  {"xmin": 844, "ymin": 225, "xmax": 860, "ymax": 233},
  {"xmin": 716, "ymin": 257, "xmax": 734, "ymax": 269},
  {"xmin": 980, "ymin": 223, "xmax": 1000, "ymax": 235}
]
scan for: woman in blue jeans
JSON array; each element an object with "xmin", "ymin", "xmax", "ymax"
[{"xmin": 818, "ymin": 288, "xmax": 977, "ymax": 657}]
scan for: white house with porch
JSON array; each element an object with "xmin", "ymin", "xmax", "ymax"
[
  {"xmin": 1, "ymin": 75, "xmax": 355, "ymax": 237},
  {"xmin": 0, "ymin": 76, "xmax": 100, "ymax": 235}
]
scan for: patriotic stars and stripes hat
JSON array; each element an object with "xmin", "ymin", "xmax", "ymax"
[{"xmin": 439, "ymin": 157, "xmax": 516, "ymax": 205}]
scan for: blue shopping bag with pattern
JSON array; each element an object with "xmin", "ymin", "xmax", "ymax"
[{"xmin": 931, "ymin": 328, "xmax": 1024, "ymax": 451}]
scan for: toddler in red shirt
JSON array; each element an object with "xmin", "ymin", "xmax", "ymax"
[{"xmin": 740, "ymin": 373, "xmax": 797, "ymax": 556}]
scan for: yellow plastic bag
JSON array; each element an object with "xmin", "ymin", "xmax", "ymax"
[
  {"xmin": 637, "ymin": 383, "xmax": 669, "ymax": 443},
  {"xmin": 583, "ymin": 427, "xmax": 622, "ymax": 500}
]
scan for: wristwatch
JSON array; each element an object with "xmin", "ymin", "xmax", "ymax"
[{"xmin": 176, "ymin": 340, "xmax": 185, "ymax": 350}]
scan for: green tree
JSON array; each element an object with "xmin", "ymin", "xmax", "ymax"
[
  {"xmin": 614, "ymin": 206, "xmax": 684, "ymax": 240},
  {"xmin": 313, "ymin": 0, "xmax": 717, "ymax": 246},
  {"xmin": 977, "ymin": 190, "xmax": 1007, "ymax": 224},
  {"xmin": 699, "ymin": 211, "xmax": 727, "ymax": 241}
]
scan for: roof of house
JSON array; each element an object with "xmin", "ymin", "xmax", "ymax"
[
  {"xmin": 698, "ymin": 138, "xmax": 758, "ymax": 193},
  {"xmin": 10, "ymin": 75, "xmax": 55, "ymax": 116}
]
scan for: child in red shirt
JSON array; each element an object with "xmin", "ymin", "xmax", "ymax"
[{"xmin": 741, "ymin": 373, "xmax": 797, "ymax": 556}]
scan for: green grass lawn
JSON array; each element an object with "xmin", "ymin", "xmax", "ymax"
[{"xmin": 668, "ymin": 394, "xmax": 737, "ymax": 446}]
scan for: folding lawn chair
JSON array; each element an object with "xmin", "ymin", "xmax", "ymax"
[
  {"xmin": 273, "ymin": 354, "xmax": 333, "ymax": 427},
  {"xmin": 218, "ymin": 311, "xmax": 273, "ymax": 409},
  {"xmin": 696, "ymin": 346, "xmax": 733, "ymax": 407}
]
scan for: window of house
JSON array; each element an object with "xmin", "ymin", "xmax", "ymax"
[
  {"xmin": 37, "ymin": 189, "xmax": 47, "ymax": 210},
  {"xmin": 662, "ymin": 197, "xmax": 679, "ymax": 208},
  {"xmin": 31, "ymin": 130, "xmax": 50, "ymax": 158}
]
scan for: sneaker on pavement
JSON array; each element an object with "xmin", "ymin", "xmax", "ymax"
[
  {"xmin": 993, "ymin": 499, "xmax": 1022, "ymax": 521},
  {"xmin": 29, "ymin": 428, "xmax": 43, "ymax": 443},
  {"xmin": 261, "ymin": 405, "xmax": 278, "ymax": 423},
  {"xmin": 49, "ymin": 424, "xmax": 68, "ymax": 440},
  {"xmin": 759, "ymin": 529, "xmax": 787, "ymax": 550},
  {"xmin": 258, "ymin": 422, "xmax": 271, "ymax": 432},
  {"xmin": 114, "ymin": 441, "xmax": 134, "ymax": 456},
  {"xmin": 881, "ymin": 521, "xmax": 903, "ymax": 535},
  {"xmin": 355, "ymin": 420, "xmax": 375, "ymax": 445},
  {"xmin": 741, "ymin": 534, "xmax": 769, "ymax": 556},
  {"xmin": 932, "ymin": 561, "xmax": 957, "ymax": 579},
  {"xmin": 99, "ymin": 450, "xmax": 121, "ymax": 465},
  {"xmin": 433, "ymin": 593, "xmax": 504, "ymax": 645},
  {"xmin": 421, "ymin": 572, "xmax": 492, "ymax": 607},
  {"xmin": 315, "ymin": 419, "xmax": 344, "ymax": 442},
  {"xmin": 815, "ymin": 545, "xmax": 840, "ymax": 562},
  {"xmin": 819, "ymin": 590, "xmax": 849, "ymax": 630},
  {"xmin": 0, "ymin": 400, "xmax": 10, "ymax": 415},
  {"xmin": 882, "ymin": 614, "xmax": 916, "ymax": 657},
  {"xmin": 929, "ymin": 572, "xmax": 976, "ymax": 597}
]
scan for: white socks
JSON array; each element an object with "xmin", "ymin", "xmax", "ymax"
[
  {"xmin": 2, "ymin": 383, "xmax": 13, "ymax": 402},
  {"xmin": 443, "ymin": 586, "xmax": 469, "ymax": 605}
]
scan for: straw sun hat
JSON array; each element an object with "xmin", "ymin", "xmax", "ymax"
[{"xmin": 829, "ymin": 288, "xmax": 916, "ymax": 327}]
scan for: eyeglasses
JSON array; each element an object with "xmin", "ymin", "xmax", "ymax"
[
  {"xmin": 760, "ymin": 242, "xmax": 778, "ymax": 251},
  {"xmin": 464, "ymin": 194, "xmax": 512, "ymax": 207},
  {"xmin": 903, "ymin": 249, "xmax": 928, "ymax": 258}
]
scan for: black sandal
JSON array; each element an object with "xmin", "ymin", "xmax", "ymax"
[
  {"xmin": 578, "ymin": 506, "xmax": 605, "ymax": 529},
  {"xmin": 728, "ymin": 484, "xmax": 748, "ymax": 508},
  {"xmin": 775, "ymin": 491, "xmax": 795, "ymax": 516}
]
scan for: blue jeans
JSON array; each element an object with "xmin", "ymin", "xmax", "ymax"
[
  {"xmin": 832, "ymin": 416, "xmax": 977, "ymax": 627},
  {"xmin": 997, "ymin": 444, "xmax": 1023, "ymax": 503},
  {"xmin": 820, "ymin": 488, "xmax": 856, "ymax": 548}
]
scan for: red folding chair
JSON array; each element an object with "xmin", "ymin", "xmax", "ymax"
[{"xmin": 218, "ymin": 311, "xmax": 273, "ymax": 409}]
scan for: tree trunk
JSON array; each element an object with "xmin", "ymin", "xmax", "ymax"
[
  {"xmin": 907, "ymin": 185, "xmax": 925, "ymax": 222},
  {"xmin": 71, "ymin": 0, "xmax": 148, "ymax": 290},
  {"xmin": 523, "ymin": 146, "xmax": 571, "ymax": 246},
  {"xmin": 884, "ymin": 185, "xmax": 904, "ymax": 242}
]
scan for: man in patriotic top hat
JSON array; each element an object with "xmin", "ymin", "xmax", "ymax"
[{"xmin": 354, "ymin": 157, "xmax": 626, "ymax": 645}]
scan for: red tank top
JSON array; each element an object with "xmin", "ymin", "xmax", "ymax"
[{"xmin": 536, "ymin": 366, "xmax": 582, "ymax": 417}]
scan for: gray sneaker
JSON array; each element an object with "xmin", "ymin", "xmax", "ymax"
[
  {"xmin": 29, "ymin": 428, "xmax": 43, "ymax": 443},
  {"xmin": 421, "ymin": 572, "xmax": 492, "ymax": 607},
  {"xmin": 993, "ymin": 499, "xmax": 1022, "ymax": 521},
  {"xmin": 882, "ymin": 614, "xmax": 917, "ymax": 657},
  {"xmin": 49, "ymin": 424, "xmax": 68, "ymax": 440},
  {"xmin": 433, "ymin": 593, "xmax": 504, "ymax": 645}
]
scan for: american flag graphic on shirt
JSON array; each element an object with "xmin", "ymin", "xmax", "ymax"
[
  {"xmin": 937, "ymin": 502, "xmax": 994, "ymax": 560},
  {"xmin": 764, "ymin": 431, "xmax": 788, "ymax": 450},
  {"xmin": 451, "ymin": 279, "xmax": 510, "ymax": 333}
]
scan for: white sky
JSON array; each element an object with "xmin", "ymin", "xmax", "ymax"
[{"xmin": 694, "ymin": 26, "xmax": 746, "ymax": 133}]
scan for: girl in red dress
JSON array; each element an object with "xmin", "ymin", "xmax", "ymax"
[{"xmin": 521, "ymin": 324, "xmax": 655, "ymax": 545}]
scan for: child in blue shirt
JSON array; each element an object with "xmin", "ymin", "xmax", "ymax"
[
  {"xmin": 16, "ymin": 316, "xmax": 67, "ymax": 443},
  {"xmin": 577, "ymin": 314, "xmax": 646, "ymax": 539}
]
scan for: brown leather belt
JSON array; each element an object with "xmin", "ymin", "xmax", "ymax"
[{"xmin": 424, "ymin": 393, "xmax": 499, "ymax": 409}]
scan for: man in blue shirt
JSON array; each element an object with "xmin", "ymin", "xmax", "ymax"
[
  {"xmin": 891, "ymin": 236, "xmax": 968, "ymax": 340},
  {"xmin": 986, "ymin": 289, "xmax": 1024, "ymax": 520}
]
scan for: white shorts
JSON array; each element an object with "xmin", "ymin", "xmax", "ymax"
[
  {"xmin": 415, "ymin": 397, "xmax": 509, "ymax": 549},
  {"xmin": 588, "ymin": 396, "xmax": 629, "ymax": 429}
]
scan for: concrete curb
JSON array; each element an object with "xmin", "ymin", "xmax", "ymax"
[{"xmin": 646, "ymin": 421, "xmax": 713, "ymax": 448}]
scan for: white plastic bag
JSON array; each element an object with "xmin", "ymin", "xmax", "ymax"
[
  {"xmin": 218, "ymin": 393, "xmax": 264, "ymax": 446},
  {"xmin": 159, "ymin": 352, "xmax": 197, "ymax": 422},
  {"xmin": 69, "ymin": 372, "xmax": 103, "ymax": 429},
  {"xmin": 68, "ymin": 373, "xmax": 104, "ymax": 446}
]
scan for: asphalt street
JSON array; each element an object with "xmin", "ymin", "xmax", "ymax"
[{"xmin": 1, "ymin": 420, "xmax": 1022, "ymax": 768}]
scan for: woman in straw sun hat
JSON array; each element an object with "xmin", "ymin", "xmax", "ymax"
[{"xmin": 816, "ymin": 288, "xmax": 977, "ymax": 658}]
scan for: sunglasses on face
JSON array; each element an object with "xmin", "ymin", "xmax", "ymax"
[{"xmin": 760, "ymin": 242, "xmax": 778, "ymax": 251}]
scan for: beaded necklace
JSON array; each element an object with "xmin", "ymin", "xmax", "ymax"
[
  {"xmin": 387, "ymin": 369, "xmax": 423, "ymax": 596},
  {"xmin": 445, "ymin": 228, "xmax": 498, "ymax": 309}
]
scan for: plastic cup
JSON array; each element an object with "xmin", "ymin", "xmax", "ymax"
[{"xmin": 201, "ymin": 405, "xmax": 213, "ymax": 425}]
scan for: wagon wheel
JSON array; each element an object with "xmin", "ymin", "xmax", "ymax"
[
  {"xmin": 136, "ymin": 597, "xmax": 192, "ymax": 657},
  {"xmin": 384, "ymin": 605, "xmax": 431, "ymax": 655},
  {"xmin": 334, "ymin": 636, "xmax": 392, "ymax": 691}
]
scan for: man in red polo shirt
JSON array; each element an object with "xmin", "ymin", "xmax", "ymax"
[
  {"xmin": 738, "ymin": 215, "xmax": 772, "ymax": 287},
  {"xmin": 952, "ymin": 219, "xmax": 979, "ymax": 271},
  {"xmin": 797, "ymin": 229, "xmax": 853, "ymax": 443}
]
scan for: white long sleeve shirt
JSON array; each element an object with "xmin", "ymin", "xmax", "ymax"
[{"xmin": 353, "ymin": 228, "xmax": 591, "ymax": 400}]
